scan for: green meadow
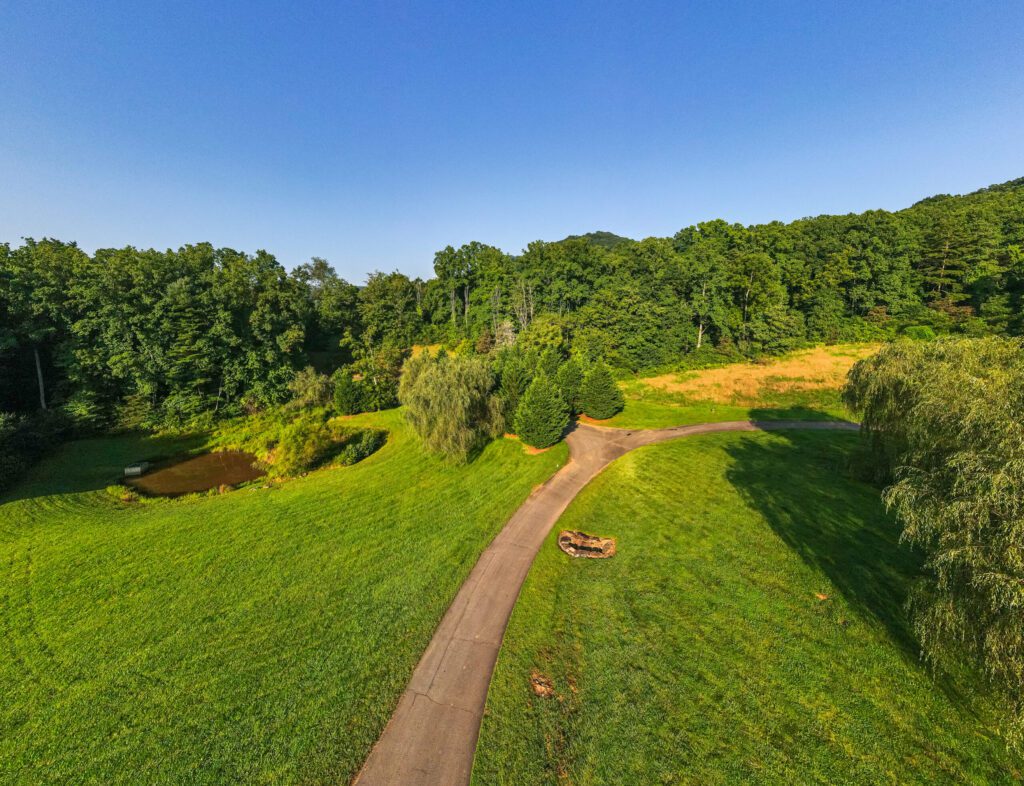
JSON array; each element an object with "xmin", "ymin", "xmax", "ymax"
[
  {"xmin": 0, "ymin": 411, "xmax": 566, "ymax": 784},
  {"xmin": 473, "ymin": 430, "xmax": 1020, "ymax": 785}
]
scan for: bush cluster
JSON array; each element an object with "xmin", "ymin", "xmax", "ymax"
[
  {"xmin": 335, "ymin": 428, "xmax": 387, "ymax": 465},
  {"xmin": 211, "ymin": 409, "xmax": 385, "ymax": 478},
  {"xmin": 0, "ymin": 410, "xmax": 70, "ymax": 494}
]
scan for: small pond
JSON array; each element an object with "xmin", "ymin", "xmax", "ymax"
[{"xmin": 126, "ymin": 451, "xmax": 264, "ymax": 497}]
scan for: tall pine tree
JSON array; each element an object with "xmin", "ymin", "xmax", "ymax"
[
  {"xmin": 580, "ymin": 361, "xmax": 624, "ymax": 420},
  {"xmin": 555, "ymin": 357, "xmax": 583, "ymax": 414},
  {"xmin": 514, "ymin": 374, "xmax": 568, "ymax": 448}
]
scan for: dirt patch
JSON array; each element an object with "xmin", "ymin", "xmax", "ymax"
[
  {"xmin": 505, "ymin": 433, "xmax": 553, "ymax": 455},
  {"xmin": 530, "ymin": 671, "xmax": 555, "ymax": 698},
  {"xmin": 578, "ymin": 414, "xmax": 613, "ymax": 426},
  {"xmin": 523, "ymin": 444, "xmax": 553, "ymax": 455},
  {"xmin": 558, "ymin": 530, "xmax": 617, "ymax": 559},
  {"xmin": 641, "ymin": 344, "xmax": 878, "ymax": 405}
]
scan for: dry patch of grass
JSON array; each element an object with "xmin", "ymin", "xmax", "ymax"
[
  {"xmin": 504, "ymin": 433, "xmax": 555, "ymax": 455},
  {"xmin": 642, "ymin": 344, "xmax": 879, "ymax": 405},
  {"xmin": 411, "ymin": 343, "xmax": 443, "ymax": 356},
  {"xmin": 577, "ymin": 414, "xmax": 614, "ymax": 426}
]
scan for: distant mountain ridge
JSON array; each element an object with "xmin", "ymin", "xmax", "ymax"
[{"xmin": 560, "ymin": 231, "xmax": 633, "ymax": 249}]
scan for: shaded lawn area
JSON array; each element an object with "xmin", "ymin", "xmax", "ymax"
[
  {"xmin": 0, "ymin": 410, "xmax": 566, "ymax": 785},
  {"xmin": 473, "ymin": 430, "xmax": 1019, "ymax": 785}
]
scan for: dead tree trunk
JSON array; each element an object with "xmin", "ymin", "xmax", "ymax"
[{"xmin": 34, "ymin": 346, "xmax": 47, "ymax": 410}]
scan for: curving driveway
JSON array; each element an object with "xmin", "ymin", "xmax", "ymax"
[{"xmin": 354, "ymin": 420, "xmax": 858, "ymax": 785}]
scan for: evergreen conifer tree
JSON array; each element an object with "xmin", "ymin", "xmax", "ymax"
[
  {"xmin": 538, "ymin": 347, "xmax": 562, "ymax": 379},
  {"xmin": 580, "ymin": 361, "xmax": 624, "ymax": 420},
  {"xmin": 332, "ymin": 368, "xmax": 366, "ymax": 415},
  {"xmin": 555, "ymin": 357, "xmax": 584, "ymax": 414},
  {"xmin": 499, "ymin": 354, "xmax": 532, "ymax": 424},
  {"xmin": 514, "ymin": 374, "xmax": 568, "ymax": 448}
]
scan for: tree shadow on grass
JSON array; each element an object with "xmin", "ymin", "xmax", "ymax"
[
  {"xmin": 0, "ymin": 431, "xmax": 208, "ymax": 505},
  {"xmin": 723, "ymin": 431, "xmax": 921, "ymax": 660},
  {"xmin": 747, "ymin": 405, "xmax": 850, "ymax": 423}
]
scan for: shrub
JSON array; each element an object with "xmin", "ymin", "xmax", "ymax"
[
  {"xmin": 274, "ymin": 412, "xmax": 335, "ymax": 475},
  {"xmin": 208, "ymin": 408, "xmax": 290, "ymax": 462},
  {"xmin": 903, "ymin": 325, "xmax": 937, "ymax": 341},
  {"xmin": 352, "ymin": 346, "xmax": 406, "ymax": 411},
  {"xmin": 475, "ymin": 329, "xmax": 494, "ymax": 354},
  {"xmin": 334, "ymin": 428, "xmax": 387, "ymax": 465},
  {"xmin": 288, "ymin": 366, "xmax": 333, "ymax": 408},
  {"xmin": 0, "ymin": 410, "xmax": 70, "ymax": 494},
  {"xmin": 62, "ymin": 390, "xmax": 107, "ymax": 430},
  {"xmin": 514, "ymin": 375, "xmax": 568, "ymax": 449},
  {"xmin": 554, "ymin": 358, "xmax": 583, "ymax": 415},
  {"xmin": 160, "ymin": 390, "xmax": 212, "ymax": 428},
  {"xmin": 211, "ymin": 406, "xmax": 386, "ymax": 478},
  {"xmin": 580, "ymin": 361, "xmax": 624, "ymax": 420},
  {"xmin": 332, "ymin": 368, "xmax": 366, "ymax": 415}
]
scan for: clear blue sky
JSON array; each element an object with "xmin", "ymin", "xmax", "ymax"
[{"xmin": 2, "ymin": 1, "xmax": 1022, "ymax": 282}]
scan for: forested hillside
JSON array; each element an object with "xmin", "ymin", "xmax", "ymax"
[{"xmin": 1, "ymin": 178, "xmax": 1022, "ymax": 435}]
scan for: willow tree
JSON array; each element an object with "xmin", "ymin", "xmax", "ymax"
[
  {"xmin": 398, "ymin": 352, "xmax": 502, "ymax": 461},
  {"xmin": 844, "ymin": 337, "xmax": 1024, "ymax": 749}
]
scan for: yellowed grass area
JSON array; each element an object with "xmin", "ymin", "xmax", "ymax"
[
  {"xmin": 411, "ymin": 343, "xmax": 443, "ymax": 357},
  {"xmin": 641, "ymin": 344, "xmax": 879, "ymax": 405}
]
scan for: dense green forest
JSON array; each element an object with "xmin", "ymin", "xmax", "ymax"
[{"xmin": 1, "ymin": 177, "xmax": 1022, "ymax": 440}]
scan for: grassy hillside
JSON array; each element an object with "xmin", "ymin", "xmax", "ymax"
[
  {"xmin": 599, "ymin": 344, "xmax": 877, "ymax": 428},
  {"xmin": 0, "ymin": 410, "xmax": 566, "ymax": 784},
  {"xmin": 473, "ymin": 430, "xmax": 1019, "ymax": 784}
]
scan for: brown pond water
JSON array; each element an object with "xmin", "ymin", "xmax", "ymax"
[{"xmin": 126, "ymin": 451, "xmax": 264, "ymax": 497}]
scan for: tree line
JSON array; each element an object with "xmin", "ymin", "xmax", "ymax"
[{"xmin": 1, "ymin": 178, "xmax": 1021, "ymax": 445}]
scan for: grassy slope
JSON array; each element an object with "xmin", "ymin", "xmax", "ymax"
[
  {"xmin": 0, "ymin": 410, "xmax": 566, "ymax": 785},
  {"xmin": 600, "ymin": 344, "xmax": 875, "ymax": 429},
  {"xmin": 473, "ymin": 431, "xmax": 1019, "ymax": 785},
  {"xmin": 603, "ymin": 384, "xmax": 849, "ymax": 429}
]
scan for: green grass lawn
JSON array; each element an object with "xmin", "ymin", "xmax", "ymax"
[
  {"xmin": 473, "ymin": 430, "xmax": 1020, "ymax": 785},
  {"xmin": 0, "ymin": 410, "xmax": 566, "ymax": 785}
]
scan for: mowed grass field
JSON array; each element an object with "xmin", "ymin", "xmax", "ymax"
[
  {"xmin": 0, "ymin": 410, "xmax": 566, "ymax": 784},
  {"xmin": 601, "ymin": 344, "xmax": 878, "ymax": 428},
  {"xmin": 473, "ymin": 430, "xmax": 1020, "ymax": 785}
]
